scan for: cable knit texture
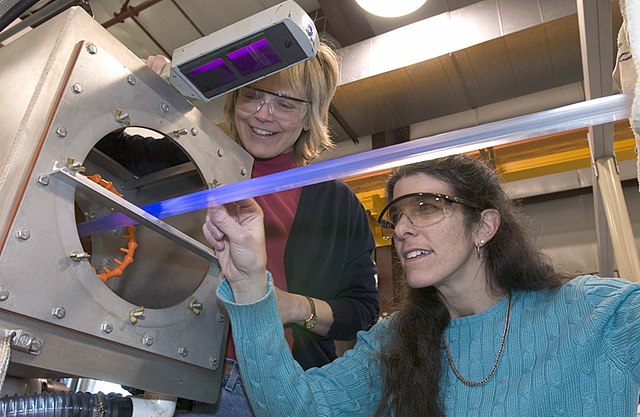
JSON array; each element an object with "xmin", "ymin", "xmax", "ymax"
[{"xmin": 218, "ymin": 275, "xmax": 640, "ymax": 416}]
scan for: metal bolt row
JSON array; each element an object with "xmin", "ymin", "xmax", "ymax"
[{"xmin": 10, "ymin": 42, "xmax": 230, "ymax": 367}]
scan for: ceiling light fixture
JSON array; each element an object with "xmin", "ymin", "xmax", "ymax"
[{"xmin": 355, "ymin": 0, "xmax": 427, "ymax": 18}]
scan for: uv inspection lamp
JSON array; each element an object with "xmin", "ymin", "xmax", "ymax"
[{"xmin": 170, "ymin": 0, "xmax": 319, "ymax": 101}]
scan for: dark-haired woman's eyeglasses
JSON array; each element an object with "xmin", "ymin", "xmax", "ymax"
[{"xmin": 377, "ymin": 192, "xmax": 480, "ymax": 239}]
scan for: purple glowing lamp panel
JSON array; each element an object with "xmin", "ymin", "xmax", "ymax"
[{"xmin": 186, "ymin": 38, "xmax": 282, "ymax": 92}]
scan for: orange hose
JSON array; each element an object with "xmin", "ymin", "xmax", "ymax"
[{"xmin": 86, "ymin": 174, "xmax": 138, "ymax": 282}]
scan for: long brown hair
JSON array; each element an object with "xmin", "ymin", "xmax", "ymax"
[{"xmin": 375, "ymin": 154, "xmax": 568, "ymax": 417}]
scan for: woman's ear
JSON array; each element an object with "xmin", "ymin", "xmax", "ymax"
[{"xmin": 474, "ymin": 208, "xmax": 501, "ymax": 245}]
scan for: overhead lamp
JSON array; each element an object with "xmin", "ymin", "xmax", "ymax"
[
  {"xmin": 355, "ymin": 0, "xmax": 427, "ymax": 18},
  {"xmin": 170, "ymin": 0, "xmax": 318, "ymax": 101}
]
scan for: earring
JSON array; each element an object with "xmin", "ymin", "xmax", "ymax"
[
  {"xmin": 476, "ymin": 240, "xmax": 485, "ymax": 258},
  {"xmin": 303, "ymin": 125, "xmax": 309, "ymax": 131}
]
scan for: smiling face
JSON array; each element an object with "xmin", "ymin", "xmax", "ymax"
[
  {"xmin": 234, "ymin": 74, "xmax": 308, "ymax": 160},
  {"xmin": 391, "ymin": 173, "xmax": 484, "ymax": 295}
]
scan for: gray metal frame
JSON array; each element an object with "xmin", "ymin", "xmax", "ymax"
[{"xmin": 0, "ymin": 7, "xmax": 253, "ymax": 403}]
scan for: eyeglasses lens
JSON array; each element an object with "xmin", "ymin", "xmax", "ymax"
[
  {"xmin": 381, "ymin": 194, "xmax": 450, "ymax": 236},
  {"xmin": 236, "ymin": 87, "xmax": 308, "ymax": 122}
]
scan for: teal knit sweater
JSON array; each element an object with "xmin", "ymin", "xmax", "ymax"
[{"xmin": 218, "ymin": 275, "xmax": 640, "ymax": 416}]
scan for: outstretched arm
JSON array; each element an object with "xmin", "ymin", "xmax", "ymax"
[
  {"xmin": 217, "ymin": 276, "xmax": 385, "ymax": 417},
  {"xmin": 204, "ymin": 199, "xmax": 385, "ymax": 416}
]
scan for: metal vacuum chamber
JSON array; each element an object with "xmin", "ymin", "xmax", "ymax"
[{"xmin": 0, "ymin": 6, "xmax": 252, "ymax": 404}]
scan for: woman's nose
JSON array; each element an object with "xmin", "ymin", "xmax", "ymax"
[
  {"xmin": 392, "ymin": 213, "xmax": 415, "ymax": 236},
  {"xmin": 254, "ymin": 100, "xmax": 274, "ymax": 120}
]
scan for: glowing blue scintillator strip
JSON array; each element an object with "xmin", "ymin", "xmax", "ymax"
[{"xmin": 77, "ymin": 93, "xmax": 633, "ymax": 236}]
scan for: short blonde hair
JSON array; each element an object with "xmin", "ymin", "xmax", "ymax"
[{"xmin": 224, "ymin": 41, "xmax": 339, "ymax": 166}]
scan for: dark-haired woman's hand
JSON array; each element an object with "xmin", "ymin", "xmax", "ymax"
[{"xmin": 203, "ymin": 198, "xmax": 268, "ymax": 303}]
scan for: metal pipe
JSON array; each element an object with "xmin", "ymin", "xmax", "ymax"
[
  {"xmin": 100, "ymin": 0, "xmax": 163, "ymax": 28},
  {"xmin": 0, "ymin": 0, "xmax": 91, "ymax": 45},
  {"xmin": 130, "ymin": 14, "xmax": 170, "ymax": 57},
  {"xmin": 595, "ymin": 156, "xmax": 640, "ymax": 281},
  {"xmin": 0, "ymin": 0, "xmax": 39, "ymax": 33}
]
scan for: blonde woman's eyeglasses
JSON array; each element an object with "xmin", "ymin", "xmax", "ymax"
[{"xmin": 235, "ymin": 86, "xmax": 310, "ymax": 122}]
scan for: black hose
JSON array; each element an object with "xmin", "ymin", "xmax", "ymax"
[
  {"xmin": 0, "ymin": 0, "xmax": 39, "ymax": 34},
  {"xmin": 0, "ymin": 391, "xmax": 133, "ymax": 417}
]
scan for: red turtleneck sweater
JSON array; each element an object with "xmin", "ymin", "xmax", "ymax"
[{"xmin": 225, "ymin": 152, "xmax": 301, "ymax": 360}]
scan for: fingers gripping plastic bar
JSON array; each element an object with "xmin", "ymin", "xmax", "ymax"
[{"xmin": 77, "ymin": 94, "xmax": 633, "ymax": 236}]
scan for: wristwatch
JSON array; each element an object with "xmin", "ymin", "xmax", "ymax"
[{"xmin": 303, "ymin": 296, "xmax": 318, "ymax": 330}]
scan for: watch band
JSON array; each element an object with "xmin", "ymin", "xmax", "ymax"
[{"xmin": 303, "ymin": 296, "xmax": 318, "ymax": 330}]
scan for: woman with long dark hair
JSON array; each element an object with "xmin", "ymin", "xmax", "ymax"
[{"xmin": 203, "ymin": 154, "xmax": 640, "ymax": 417}]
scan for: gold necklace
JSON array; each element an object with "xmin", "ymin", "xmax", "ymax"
[{"xmin": 442, "ymin": 292, "xmax": 512, "ymax": 387}]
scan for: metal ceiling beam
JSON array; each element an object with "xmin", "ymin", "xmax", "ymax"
[
  {"xmin": 315, "ymin": 0, "xmax": 375, "ymax": 47},
  {"xmin": 577, "ymin": 0, "xmax": 614, "ymax": 278},
  {"xmin": 101, "ymin": 0, "xmax": 168, "ymax": 57},
  {"xmin": 101, "ymin": 0, "xmax": 163, "ymax": 28},
  {"xmin": 577, "ymin": 0, "xmax": 615, "ymax": 158}
]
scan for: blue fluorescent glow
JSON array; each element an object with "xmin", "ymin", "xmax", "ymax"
[{"xmin": 77, "ymin": 94, "xmax": 633, "ymax": 236}]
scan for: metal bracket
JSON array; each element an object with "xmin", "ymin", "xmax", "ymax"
[
  {"xmin": 49, "ymin": 161, "xmax": 217, "ymax": 263},
  {"xmin": 3, "ymin": 329, "xmax": 44, "ymax": 355},
  {"xmin": 592, "ymin": 153, "xmax": 621, "ymax": 179}
]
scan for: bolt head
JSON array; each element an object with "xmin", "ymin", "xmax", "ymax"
[
  {"xmin": 86, "ymin": 43, "xmax": 98, "ymax": 54},
  {"xmin": 30, "ymin": 340, "xmax": 43, "ymax": 353},
  {"xmin": 209, "ymin": 356, "xmax": 219, "ymax": 368},
  {"xmin": 16, "ymin": 228, "xmax": 30, "ymax": 240},
  {"xmin": 55, "ymin": 126, "xmax": 68, "ymax": 137},
  {"xmin": 101, "ymin": 323, "xmax": 113, "ymax": 334},
  {"xmin": 52, "ymin": 307, "xmax": 66, "ymax": 319},
  {"xmin": 18, "ymin": 333, "xmax": 32, "ymax": 347},
  {"xmin": 37, "ymin": 175, "xmax": 50, "ymax": 186}
]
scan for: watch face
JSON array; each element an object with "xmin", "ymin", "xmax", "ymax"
[{"xmin": 305, "ymin": 317, "xmax": 318, "ymax": 329}]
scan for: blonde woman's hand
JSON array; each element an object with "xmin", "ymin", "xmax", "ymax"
[{"xmin": 142, "ymin": 54, "xmax": 170, "ymax": 75}]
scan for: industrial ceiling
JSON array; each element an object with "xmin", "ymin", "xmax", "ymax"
[
  {"xmin": 4, "ymin": 1, "xmax": 622, "ymax": 134},
  {"xmin": 1, "ymin": 0, "xmax": 634, "ymax": 186}
]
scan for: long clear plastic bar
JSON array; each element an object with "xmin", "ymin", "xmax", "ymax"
[{"xmin": 77, "ymin": 93, "xmax": 633, "ymax": 236}]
